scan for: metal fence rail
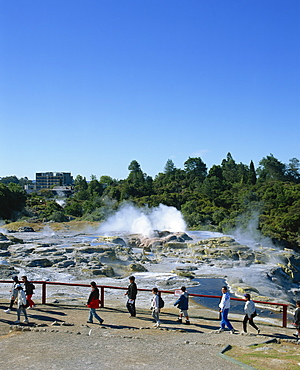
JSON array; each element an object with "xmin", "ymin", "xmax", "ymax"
[{"xmin": 0, "ymin": 280, "xmax": 289, "ymax": 327}]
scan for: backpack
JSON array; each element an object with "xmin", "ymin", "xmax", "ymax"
[{"xmin": 158, "ymin": 295, "xmax": 164, "ymax": 309}]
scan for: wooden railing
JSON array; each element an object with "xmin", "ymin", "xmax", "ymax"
[{"xmin": 0, "ymin": 280, "xmax": 289, "ymax": 327}]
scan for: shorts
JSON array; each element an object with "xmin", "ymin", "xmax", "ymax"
[{"xmin": 180, "ymin": 309, "xmax": 189, "ymax": 317}]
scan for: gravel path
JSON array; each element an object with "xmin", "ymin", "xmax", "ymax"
[{"xmin": 0, "ymin": 298, "xmax": 295, "ymax": 370}]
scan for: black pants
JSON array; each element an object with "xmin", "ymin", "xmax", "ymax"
[
  {"xmin": 126, "ymin": 300, "xmax": 136, "ymax": 317},
  {"xmin": 243, "ymin": 314, "xmax": 259, "ymax": 332}
]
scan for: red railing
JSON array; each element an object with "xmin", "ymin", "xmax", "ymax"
[{"xmin": 0, "ymin": 280, "xmax": 289, "ymax": 327}]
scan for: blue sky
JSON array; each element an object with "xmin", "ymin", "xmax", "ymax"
[{"xmin": 1, "ymin": 1, "xmax": 299, "ymax": 181}]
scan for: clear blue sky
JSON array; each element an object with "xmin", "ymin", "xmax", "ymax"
[{"xmin": 1, "ymin": 1, "xmax": 299, "ymax": 181}]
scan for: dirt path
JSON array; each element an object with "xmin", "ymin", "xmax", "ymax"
[{"xmin": 0, "ymin": 297, "xmax": 297, "ymax": 370}]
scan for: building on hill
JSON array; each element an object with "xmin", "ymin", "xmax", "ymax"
[{"xmin": 35, "ymin": 172, "xmax": 73, "ymax": 191}]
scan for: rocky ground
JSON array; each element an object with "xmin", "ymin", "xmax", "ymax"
[
  {"xmin": 1, "ymin": 227, "xmax": 300, "ymax": 304},
  {"xmin": 0, "ymin": 296, "xmax": 298, "ymax": 370}
]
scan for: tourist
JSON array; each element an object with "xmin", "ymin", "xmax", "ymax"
[
  {"xmin": 242, "ymin": 293, "xmax": 260, "ymax": 334},
  {"xmin": 86, "ymin": 281, "xmax": 104, "ymax": 325},
  {"xmin": 174, "ymin": 286, "xmax": 190, "ymax": 325},
  {"xmin": 216, "ymin": 286, "xmax": 236, "ymax": 334},
  {"xmin": 293, "ymin": 300, "xmax": 300, "ymax": 341},
  {"xmin": 15, "ymin": 284, "xmax": 29, "ymax": 324},
  {"xmin": 4, "ymin": 276, "xmax": 19, "ymax": 314},
  {"xmin": 125, "ymin": 275, "xmax": 137, "ymax": 317},
  {"xmin": 151, "ymin": 287, "xmax": 161, "ymax": 327},
  {"xmin": 21, "ymin": 276, "xmax": 36, "ymax": 309}
]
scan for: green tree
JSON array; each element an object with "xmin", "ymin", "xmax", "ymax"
[
  {"xmin": 248, "ymin": 160, "xmax": 257, "ymax": 185},
  {"xmin": 184, "ymin": 157, "xmax": 207, "ymax": 183},
  {"xmin": 257, "ymin": 154, "xmax": 286, "ymax": 182},
  {"xmin": 0, "ymin": 183, "xmax": 27, "ymax": 220},
  {"xmin": 74, "ymin": 175, "xmax": 88, "ymax": 191},
  {"xmin": 164, "ymin": 159, "xmax": 176, "ymax": 174},
  {"xmin": 286, "ymin": 158, "xmax": 300, "ymax": 183}
]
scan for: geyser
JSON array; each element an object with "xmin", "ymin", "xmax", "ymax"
[{"xmin": 98, "ymin": 203, "xmax": 187, "ymax": 237}]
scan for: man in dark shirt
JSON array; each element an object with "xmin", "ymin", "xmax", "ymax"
[{"xmin": 125, "ymin": 276, "xmax": 137, "ymax": 317}]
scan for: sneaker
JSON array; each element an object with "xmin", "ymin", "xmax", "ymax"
[
  {"xmin": 240, "ymin": 331, "xmax": 247, "ymax": 335},
  {"xmin": 230, "ymin": 329, "xmax": 236, "ymax": 334},
  {"xmin": 87, "ymin": 321, "xmax": 93, "ymax": 324},
  {"xmin": 23, "ymin": 319, "xmax": 29, "ymax": 323},
  {"xmin": 176, "ymin": 318, "xmax": 182, "ymax": 323},
  {"xmin": 14, "ymin": 320, "xmax": 20, "ymax": 324},
  {"xmin": 4, "ymin": 309, "xmax": 11, "ymax": 314},
  {"xmin": 99, "ymin": 320, "xmax": 104, "ymax": 325},
  {"xmin": 216, "ymin": 328, "xmax": 224, "ymax": 333},
  {"xmin": 185, "ymin": 320, "xmax": 190, "ymax": 325}
]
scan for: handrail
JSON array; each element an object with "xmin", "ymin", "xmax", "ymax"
[{"xmin": 0, "ymin": 280, "xmax": 289, "ymax": 327}]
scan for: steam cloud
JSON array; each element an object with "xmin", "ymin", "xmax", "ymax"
[{"xmin": 98, "ymin": 203, "xmax": 187, "ymax": 237}]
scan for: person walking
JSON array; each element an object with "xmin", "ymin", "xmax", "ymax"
[
  {"xmin": 151, "ymin": 287, "xmax": 161, "ymax": 328},
  {"xmin": 4, "ymin": 276, "xmax": 19, "ymax": 313},
  {"xmin": 14, "ymin": 284, "xmax": 29, "ymax": 324},
  {"xmin": 21, "ymin": 276, "xmax": 36, "ymax": 309},
  {"xmin": 174, "ymin": 286, "xmax": 190, "ymax": 325},
  {"xmin": 86, "ymin": 281, "xmax": 104, "ymax": 325},
  {"xmin": 125, "ymin": 276, "xmax": 137, "ymax": 317},
  {"xmin": 242, "ymin": 293, "xmax": 260, "ymax": 334},
  {"xmin": 216, "ymin": 286, "xmax": 236, "ymax": 334},
  {"xmin": 293, "ymin": 300, "xmax": 300, "ymax": 341}
]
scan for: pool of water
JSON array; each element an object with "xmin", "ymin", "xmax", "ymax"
[{"xmin": 188, "ymin": 278, "xmax": 289, "ymax": 321}]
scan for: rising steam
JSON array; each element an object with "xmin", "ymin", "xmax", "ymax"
[{"xmin": 98, "ymin": 203, "xmax": 187, "ymax": 237}]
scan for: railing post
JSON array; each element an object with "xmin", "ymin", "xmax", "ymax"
[
  {"xmin": 282, "ymin": 305, "xmax": 287, "ymax": 328},
  {"xmin": 100, "ymin": 286, "xmax": 104, "ymax": 308},
  {"xmin": 42, "ymin": 282, "xmax": 46, "ymax": 304}
]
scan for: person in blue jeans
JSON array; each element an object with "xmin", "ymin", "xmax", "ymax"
[
  {"xmin": 216, "ymin": 286, "xmax": 236, "ymax": 334},
  {"xmin": 86, "ymin": 281, "xmax": 104, "ymax": 325}
]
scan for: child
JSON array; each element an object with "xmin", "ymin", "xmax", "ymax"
[
  {"xmin": 293, "ymin": 300, "xmax": 300, "ymax": 340},
  {"xmin": 174, "ymin": 286, "xmax": 190, "ymax": 325},
  {"xmin": 151, "ymin": 287, "xmax": 161, "ymax": 327},
  {"xmin": 243, "ymin": 293, "xmax": 260, "ymax": 334},
  {"xmin": 15, "ymin": 284, "xmax": 29, "ymax": 324},
  {"xmin": 4, "ymin": 276, "xmax": 19, "ymax": 313},
  {"xmin": 86, "ymin": 281, "xmax": 104, "ymax": 325}
]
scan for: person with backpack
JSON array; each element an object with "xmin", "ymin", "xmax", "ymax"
[
  {"xmin": 14, "ymin": 284, "xmax": 29, "ymax": 324},
  {"xmin": 21, "ymin": 276, "xmax": 36, "ymax": 309},
  {"xmin": 125, "ymin": 276, "xmax": 137, "ymax": 317},
  {"xmin": 4, "ymin": 275, "xmax": 20, "ymax": 314},
  {"xmin": 86, "ymin": 281, "xmax": 104, "ymax": 325},
  {"xmin": 151, "ymin": 287, "xmax": 161, "ymax": 328},
  {"xmin": 174, "ymin": 286, "xmax": 190, "ymax": 325}
]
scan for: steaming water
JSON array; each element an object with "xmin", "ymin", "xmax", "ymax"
[
  {"xmin": 0, "ymin": 204, "xmax": 298, "ymax": 324},
  {"xmin": 98, "ymin": 203, "xmax": 186, "ymax": 237}
]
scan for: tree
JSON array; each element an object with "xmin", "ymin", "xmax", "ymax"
[
  {"xmin": 74, "ymin": 175, "xmax": 88, "ymax": 191},
  {"xmin": 248, "ymin": 160, "xmax": 257, "ymax": 185},
  {"xmin": 184, "ymin": 157, "xmax": 207, "ymax": 182},
  {"xmin": 0, "ymin": 183, "xmax": 27, "ymax": 220},
  {"xmin": 286, "ymin": 158, "xmax": 300, "ymax": 183},
  {"xmin": 257, "ymin": 154, "xmax": 286, "ymax": 181},
  {"xmin": 127, "ymin": 160, "xmax": 144, "ymax": 183},
  {"xmin": 221, "ymin": 152, "xmax": 239, "ymax": 184},
  {"xmin": 164, "ymin": 159, "xmax": 176, "ymax": 174}
]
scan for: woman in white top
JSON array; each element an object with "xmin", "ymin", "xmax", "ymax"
[{"xmin": 243, "ymin": 293, "xmax": 260, "ymax": 334}]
